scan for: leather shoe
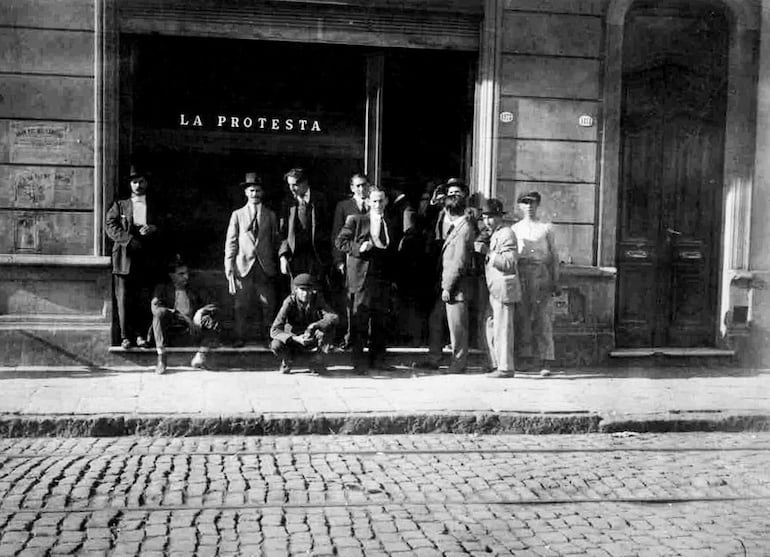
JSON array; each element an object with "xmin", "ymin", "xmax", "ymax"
[
  {"xmin": 486, "ymin": 369, "xmax": 515, "ymax": 378},
  {"xmin": 191, "ymin": 352, "xmax": 207, "ymax": 370},
  {"xmin": 279, "ymin": 360, "xmax": 291, "ymax": 374},
  {"xmin": 136, "ymin": 336, "xmax": 150, "ymax": 349},
  {"xmin": 120, "ymin": 338, "xmax": 133, "ymax": 350}
]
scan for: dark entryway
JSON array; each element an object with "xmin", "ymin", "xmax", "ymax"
[
  {"xmin": 615, "ymin": 2, "xmax": 728, "ymax": 347},
  {"xmin": 121, "ymin": 35, "xmax": 474, "ymax": 270}
]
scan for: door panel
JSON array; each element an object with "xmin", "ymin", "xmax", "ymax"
[{"xmin": 616, "ymin": 68, "xmax": 725, "ymax": 348}]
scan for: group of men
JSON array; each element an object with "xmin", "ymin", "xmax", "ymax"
[{"xmin": 105, "ymin": 166, "xmax": 560, "ymax": 376}]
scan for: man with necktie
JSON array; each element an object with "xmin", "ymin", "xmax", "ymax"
[
  {"xmin": 330, "ymin": 172, "xmax": 370, "ymax": 348},
  {"xmin": 105, "ymin": 164, "xmax": 164, "ymax": 349},
  {"xmin": 336, "ymin": 187, "xmax": 401, "ymax": 374},
  {"xmin": 224, "ymin": 172, "xmax": 280, "ymax": 346},
  {"xmin": 278, "ymin": 168, "xmax": 330, "ymax": 286}
]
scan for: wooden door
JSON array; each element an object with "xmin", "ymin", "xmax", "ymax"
[{"xmin": 615, "ymin": 65, "xmax": 725, "ymax": 347}]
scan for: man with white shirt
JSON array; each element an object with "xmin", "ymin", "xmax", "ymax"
[
  {"xmin": 511, "ymin": 191, "xmax": 560, "ymax": 376},
  {"xmin": 105, "ymin": 165, "xmax": 164, "ymax": 349},
  {"xmin": 224, "ymin": 173, "xmax": 280, "ymax": 346},
  {"xmin": 336, "ymin": 187, "xmax": 401, "ymax": 374},
  {"xmin": 330, "ymin": 173, "xmax": 370, "ymax": 348}
]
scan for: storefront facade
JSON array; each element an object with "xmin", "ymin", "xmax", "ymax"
[{"xmin": 0, "ymin": 0, "xmax": 767, "ymax": 367}]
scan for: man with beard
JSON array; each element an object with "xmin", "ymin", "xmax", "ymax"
[{"xmin": 422, "ymin": 179, "xmax": 476, "ymax": 373}]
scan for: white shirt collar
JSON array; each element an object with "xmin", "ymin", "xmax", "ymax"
[{"xmin": 295, "ymin": 189, "xmax": 311, "ymax": 204}]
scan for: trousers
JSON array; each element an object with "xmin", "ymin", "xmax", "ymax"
[
  {"xmin": 485, "ymin": 297, "xmax": 516, "ymax": 372},
  {"xmin": 515, "ymin": 261, "xmax": 555, "ymax": 361},
  {"xmin": 233, "ymin": 265, "xmax": 276, "ymax": 341},
  {"xmin": 428, "ymin": 295, "xmax": 468, "ymax": 372}
]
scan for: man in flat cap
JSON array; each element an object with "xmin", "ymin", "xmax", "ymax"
[
  {"xmin": 225, "ymin": 172, "xmax": 280, "ymax": 346},
  {"xmin": 475, "ymin": 199, "xmax": 518, "ymax": 378},
  {"xmin": 511, "ymin": 191, "xmax": 560, "ymax": 376},
  {"xmin": 105, "ymin": 164, "xmax": 165, "ymax": 349},
  {"xmin": 270, "ymin": 273, "xmax": 339, "ymax": 374}
]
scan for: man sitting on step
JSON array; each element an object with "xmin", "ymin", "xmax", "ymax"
[
  {"xmin": 270, "ymin": 273, "xmax": 338, "ymax": 374},
  {"xmin": 150, "ymin": 257, "xmax": 219, "ymax": 375}
]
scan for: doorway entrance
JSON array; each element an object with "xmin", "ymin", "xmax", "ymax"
[
  {"xmin": 121, "ymin": 35, "xmax": 474, "ymax": 270},
  {"xmin": 615, "ymin": 2, "xmax": 728, "ymax": 348}
]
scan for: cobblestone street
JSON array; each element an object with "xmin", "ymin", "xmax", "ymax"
[{"xmin": 0, "ymin": 433, "xmax": 768, "ymax": 556}]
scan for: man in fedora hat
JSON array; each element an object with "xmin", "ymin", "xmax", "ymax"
[
  {"xmin": 105, "ymin": 164, "xmax": 165, "ymax": 349},
  {"xmin": 476, "ymin": 199, "xmax": 518, "ymax": 378},
  {"xmin": 224, "ymin": 172, "xmax": 280, "ymax": 346},
  {"xmin": 270, "ymin": 273, "xmax": 338, "ymax": 374},
  {"xmin": 512, "ymin": 191, "xmax": 560, "ymax": 376}
]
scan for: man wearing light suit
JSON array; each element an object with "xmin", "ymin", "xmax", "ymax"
[
  {"xmin": 423, "ymin": 179, "xmax": 477, "ymax": 373},
  {"xmin": 336, "ymin": 187, "xmax": 401, "ymax": 374},
  {"xmin": 225, "ymin": 173, "xmax": 280, "ymax": 346}
]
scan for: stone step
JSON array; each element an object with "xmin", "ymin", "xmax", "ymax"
[
  {"xmin": 608, "ymin": 347, "xmax": 737, "ymax": 367},
  {"xmin": 106, "ymin": 345, "xmax": 487, "ymax": 370}
]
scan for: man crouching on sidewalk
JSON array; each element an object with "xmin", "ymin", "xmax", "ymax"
[
  {"xmin": 270, "ymin": 273, "xmax": 338, "ymax": 374},
  {"xmin": 151, "ymin": 258, "xmax": 219, "ymax": 374}
]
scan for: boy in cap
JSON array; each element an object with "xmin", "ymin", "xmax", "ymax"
[
  {"xmin": 224, "ymin": 172, "xmax": 280, "ymax": 346},
  {"xmin": 511, "ymin": 191, "xmax": 560, "ymax": 376},
  {"xmin": 475, "ymin": 199, "xmax": 518, "ymax": 378},
  {"xmin": 270, "ymin": 273, "xmax": 339, "ymax": 374}
]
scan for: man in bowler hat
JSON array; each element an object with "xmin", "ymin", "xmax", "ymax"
[{"xmin": 225, "ymin": 172, "xmax": 280, "ymax": 346}]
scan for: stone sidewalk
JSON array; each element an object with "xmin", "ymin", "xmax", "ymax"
[{"xmin": 1, "ymin": 364, "xmax": 769, "ymax": 435}]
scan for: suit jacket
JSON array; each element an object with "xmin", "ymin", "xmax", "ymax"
[
  {"xmin": 484, "ymin": 226, "xmax": 518, "ymax": 301},
  {"xmin": 335, "ymin": 213, "xmax": 401, "ymax": 293},
  {"xmin": 224, "ymin": 203, "xmax": 279, "ymax": 279},
  {"xmin": 270, "ymin": 293, "xmax": 339, "ymax": 343},
  {"xmin": 105, "ymin": 197, "xmax": 163, "ymax": 275},
  {"xmin": 331, "ymin": 197, "xmax": 367, "ymax": 265},
  {"xmin": 438, "ymin": 213, "xmax": 476, "ymax": 301},
  {"xmin": 278, "ymin": 190, "xmax": 330, "ymax": 264}
]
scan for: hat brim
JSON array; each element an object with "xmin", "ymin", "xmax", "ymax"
[
  {"xmin": 240, "ymin": 181, "xmax": 261, "ymax": 187},
  {"xmin": 481, "ymin": 211, "xmax": 506, "ymax": 216},
  {"xmin": 517, "ymin": 197, "xmax": 539, "ymax": 204}
]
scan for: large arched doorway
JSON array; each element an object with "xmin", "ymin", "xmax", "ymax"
[{"xmin": 614, "ymin": 1, "xmax": 729, "ymax": 347}]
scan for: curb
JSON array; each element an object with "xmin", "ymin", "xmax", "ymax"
[{"xmin": 1, "ymin": 411, "xmax": 769, "ymax": 437}]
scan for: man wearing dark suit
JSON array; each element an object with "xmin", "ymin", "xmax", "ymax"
[
  {"xmin": 330, "ymin": 172, "xmax": 370, "ymax": 348},
  {"xmin": 151, "ymin": 259, "xmax": 219, "ymax": 374},
  {"xmin": 278, "ymin": 167, "xmax": 330, "ymax": 284},
  {"xmin": 105, "ymin": 165, "xmax": 164, "ymax": 349},
  {"xmin": 424, "ymin": 179, "xmax": 477, "ymax": 373},
  {"xmin": 336, "ymin": 187, "xmax": 401, "ymax": 374},
  {"xmin": 225, "ymin": 173, "xmax": 280, "ymax": 346}
]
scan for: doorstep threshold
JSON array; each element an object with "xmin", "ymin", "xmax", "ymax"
[{"xmin": 610, "ymin": 347, "xmax": 735, "ymax": 358}]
